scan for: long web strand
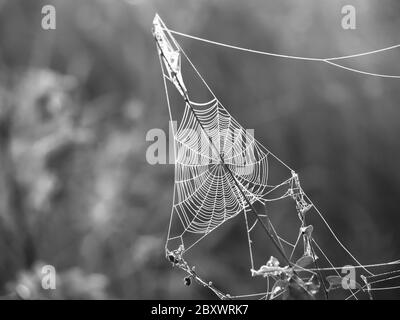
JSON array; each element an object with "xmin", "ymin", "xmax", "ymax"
[
  {"xmin": 166, "ymin": 28, "xmax": 400, "ymax": 78},
  {"xmin": 305, "ymin": 193, "xmax": 374, "ymax": 276},
  {"xmin": 158, "ymin": 53, "xmax": 179, "ymax": 251}
]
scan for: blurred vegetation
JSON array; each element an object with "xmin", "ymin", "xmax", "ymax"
[{"xmin": 0, "ymin": 0, "xmax": 399, "ymax": 299}]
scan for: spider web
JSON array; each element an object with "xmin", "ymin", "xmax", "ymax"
[
  {"xmin": 167, "ymin": 98, "xmax": 294, "ymax": 253},
  {"xmin": 155, "ymin": 14, "xmax": 400, "ymax": 299}
]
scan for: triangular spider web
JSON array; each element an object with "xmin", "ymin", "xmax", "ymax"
[{"xmin": 156, "ymin": 16, "xmax": 400, "ymax": 299}]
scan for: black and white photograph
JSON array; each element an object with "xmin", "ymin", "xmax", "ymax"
[{"xmin": 0, "ymin": 0, "xmax": 399, "ymax": 310}]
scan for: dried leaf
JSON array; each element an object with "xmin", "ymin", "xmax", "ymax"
[
  {"xmin": 252, "ymin": 256, "xmax": 285, "ymax": 277},
  {"xmin": 305, "ymin": 275, "xmax": 321, "ymax": 295},
  {"xmin": 283, "ymin": 276, "xmax": 315, "ymax": 300},
  {"xmin": 326, "ymin": 275, "xmax": 343, "ymax": 292},
  {"xmin": 270, "ymin": 280, "xmax": 288, "ymax": 299},
  {"xmin": 295, "ymin": 255, "xmax": 314, "ymax": 270},
  {"xmin": 300, "ymin": 225, "xmax": 314, "ymax": 238}
]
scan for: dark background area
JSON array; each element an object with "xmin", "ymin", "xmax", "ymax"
[{"xmin": 0, "ymin": 0, "xmax": 399, "ymax": 299}]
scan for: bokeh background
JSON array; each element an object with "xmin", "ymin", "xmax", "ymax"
[{"xmin": 0, "ymin": 0, "xmax": 399, "ymax": 299}]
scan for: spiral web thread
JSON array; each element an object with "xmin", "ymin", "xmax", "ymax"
[
  {"xmin": 155, "ymin": 15, "xmax": 400, "ymax": 299},
  {"xmin": 168, "ymin": 98, "xmax": 290, "ymax": 251}
]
